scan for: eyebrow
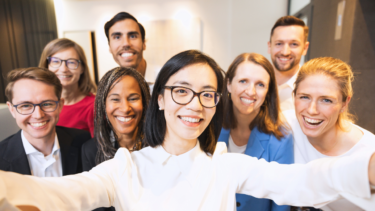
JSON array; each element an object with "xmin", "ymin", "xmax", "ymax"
[
  {"xmin": 296, "ymin": 93, "xmax": 336, "ymax": 99},
  {"xmin": 110, "ymin": 32, "xmax": 122, "ymax": 38},
  {"xmin": 13, "ymin": 100, "xmax": 57, "ymax": 105},
  {"xmin": 172, "ymin": 81, "xmax": 217, "ymax": 90},
  {"xmin": 127, "ymin": 31, "xmax": 139, "ymax": 36}
]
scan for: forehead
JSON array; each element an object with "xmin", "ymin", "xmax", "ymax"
[
  {"xmin": 12, "ymin": 79, "xmax": 57, "ymax": 103},
  {"xmin": 167, "ymin": 63, "xmax": 218, "ymax": 90},
  {"xmin": 109, "ymin": 19, "xmax": 140, "ymax": 35},
  {"xmin": 234, "ymin": 62, "xmax": 270, "ymax": 82},
  {"xmin": 271, "ymin": 25, "xmax": 305, "ymax": 42},
  {"xmin": 51, "ymin": 47, "xmax": 79, "ymax": 59},
  {"xmin": 297, "ymin": 74, "xmax": 342, "ymax": 97},
  {"xmin": 109, "ymin": 75, "xmax": 141, "ymax": 95}
]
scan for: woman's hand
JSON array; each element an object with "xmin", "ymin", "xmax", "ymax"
[{"xmin": 370, "ymin": 153, "xmax": 375, "ymax": 186}]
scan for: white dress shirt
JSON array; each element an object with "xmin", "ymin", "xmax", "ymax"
[
  {"xmin": 283, "ymin": 109, "xmax": 375, "ymax": 211},
  {"xmin": 21, "ymin": 131, "xmax": 62, "ymax": 177},
  {"xmin": 278, "ymin": 70, "xmax": 299, "ymax": 111},
  {"xmin": 0, "ymin": 142, "xmax": 374, "ymax": 210}
]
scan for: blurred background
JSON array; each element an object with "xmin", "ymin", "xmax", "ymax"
[{"xmin": 0, "ymin": 0, "xmax": 374, "ymax": 138}]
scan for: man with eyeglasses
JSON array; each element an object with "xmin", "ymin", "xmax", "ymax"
[{"xmin": 0, "ymin": 67, "xmax": 91, "ymax": 177}]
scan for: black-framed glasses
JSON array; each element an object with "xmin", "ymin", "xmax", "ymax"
[
  {"xmin": 164, "ymin": 86, "xmax": 221, "ymax": 108},
  {"xmin": 47, "ymin": 57, "xmax": 81, "ymax": 70},
  {"xmin": 12, "ymin": 100, "xmax": 60, "ymax": 115}
]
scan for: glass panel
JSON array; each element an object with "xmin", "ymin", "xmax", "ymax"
[
  {"xmin": 299, "ymin": 15, "xmax": 308, "ymax": 66},
  {"xmin": 289, "ymin": 0, "xmax": 310, "ymax": 15}
]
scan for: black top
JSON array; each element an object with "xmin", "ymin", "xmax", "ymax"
[
  {"xmin": 82, "ymin": 138, "xmax": 117, "ymax": 211},
  {"xmin": 0, "ymin": 126, "xmax": 91, "ymax": 176}
]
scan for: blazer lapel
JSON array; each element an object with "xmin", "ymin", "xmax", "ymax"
[
  {"xmin": 218, "ymin": 128, "xmax": 230, "ymax": 147},
  {"xmin": 2, "ymin": 130, "xmax": 32, "ymax": 175},
  {"xmin": 57, "ymin": 127, "xmax": 78, "ymax": 176},
  {"xmin": 244, "ymin": 127, "xmax": 265, "ymax": 159}
]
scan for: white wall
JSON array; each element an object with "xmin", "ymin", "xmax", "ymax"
[{"xmin": 54, "ymin": 0, "xmax": 287, "ymax": 78}]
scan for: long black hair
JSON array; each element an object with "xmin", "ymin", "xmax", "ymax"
[
  {"xmin": 95, "ymin": 67, "xmax": 150, "ymax": 164},
  {"xmin": 144, "ymin": 50, "xmax": 224, "ymax": 155}
]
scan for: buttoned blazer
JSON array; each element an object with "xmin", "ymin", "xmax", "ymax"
[
  {"xmin": 0, "ymin": 126, "xmax": 91, "ymax": 176},
  {"xmin": 218, "ymin": 126, "xmax": 294, "ymax": 211}
]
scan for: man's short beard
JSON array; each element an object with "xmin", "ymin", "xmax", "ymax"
[{"xmin": 273, "ymin": 58, "xmax": 296, "ymax": 72}]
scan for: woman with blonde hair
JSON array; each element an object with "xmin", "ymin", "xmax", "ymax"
[
  {"xmin": 284, "ymin": 57, "xmax": 375, "ymax": 211},
  {"xmin": 39, "ymin": 38, "xmax": 97, "ymax": 136}
]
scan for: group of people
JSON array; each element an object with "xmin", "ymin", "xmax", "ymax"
[{"xmin": 0, "ymin": 11, "xmax": 374, "ymax": 211}]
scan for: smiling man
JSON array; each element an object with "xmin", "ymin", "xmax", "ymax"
[
  {"xmin": 268, "ymin": 16, "xmax": 310, "ymax": 110},
  {"xmin": 0, "ymin": 67, "xmax": 91, "ymax": 177},
  {"xmin": 105, "ymin": 12, "xmax": 147, "ymax": 77}
]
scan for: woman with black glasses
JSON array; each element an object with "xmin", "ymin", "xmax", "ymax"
[
  {"xmin": 39, "ymin": 38, "xmax": 97, "ymax": 137},
  {"xmin": 0, "ymin": 50, "xmax": 375, "ymax": 211}
]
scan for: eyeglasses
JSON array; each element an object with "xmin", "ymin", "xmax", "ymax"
[
  {"xmin": 12, "ymin": 100, "xmax": 60, "ymax": 115},
  {"xmin": 164, "ymin": 86, "xmax": 221, "ymax": 108},
  {"xmin": 47, "ymin": 57, "xmax": 81, "ymax": 70}
]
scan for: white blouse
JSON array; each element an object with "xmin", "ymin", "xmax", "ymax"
[
  {"xmin": 0, "ymin": 142, "xmax": 374, "ymax": 211},
  {"xmin": 283, "ymin": 109, "xmax": 375, "ymax": 211}
]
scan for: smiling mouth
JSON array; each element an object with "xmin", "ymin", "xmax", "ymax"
[
  {"xmin": 116, "ymin": 116, "xmax": 134, "ymax": 122},
  {"xmin": 29, "ymin": 121, "xmax": 47, "ymax": 128},
  {"xmin": 277, "ymin": 57, "xmax": 293, "ymax": 62},
  {"xmin": 240, "ymin": 97, "xmax": 255, "ymax": 104},
  {"xmin": 57, "ymin": 75, "xmax": 72, "ymax": 79},
  {"xmin": 120, "ymin": 52, "xmax": 135, "ymax": 58},
  {"xmin": 179, "ymin": 116, "xmax": 203, "ymax": 123},
  {"xmin": 303, "ymin": 116, "xmax": 324, "ymax": 126}
]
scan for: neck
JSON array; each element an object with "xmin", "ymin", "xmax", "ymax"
[
  {"xmin": 61, "ymin": 85, "xmax": 85, "ymax": 105},
  {"xmin": 274, "ymin": 64, "xmax": 300, "ymax": 86},
  {"xmin": 230, "ymin": 108, "xmax": 259, "ymax": 146},
  {"xmin": 307, "ymin": 126, "xmax": 342, "ymax": 156},
  {"xmin": 24, "ymin": 129, "xmax": 56, "ymax": 156},
  {"xmin": 162, "ymin": 132, "xmax": 197, "ymax": 156},
  {"xmin": 137, "ymin": 59, "xmax": 147, "ymax": 77},
  {"xmin": 116, "ymin": 130, "xmax": 137, "ymax": 150}
]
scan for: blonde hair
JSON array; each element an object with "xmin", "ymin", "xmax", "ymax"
[
  {"xmin": 39, "ymin": 38, "xmax": 97, "ymax": 95},
  {"xmin": 293, "ymin": 57, "xmax": 354, "ymax": 131}
]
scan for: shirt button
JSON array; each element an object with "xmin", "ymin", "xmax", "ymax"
[{"xmin": 236, "ymin": 202, "xmax": 241, "ymax": 207}]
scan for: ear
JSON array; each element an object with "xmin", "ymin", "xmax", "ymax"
[
  {"xmin": 57, "ymin": 99, "xmax": 64, "ymax": 114},
  {"xmin": 341, "ymin": 96, "xmax": 351, "ymax": 113},
  {"xmin": 267, "ymin": 41, "xmax": 271, "ymax": 54},
  {"xmin": 7, "ymin": 101, "xmax": 17, "ymax": 118},
  {"xmin": 302, "ymin": 41, "xmax": 310, "ymax": 56},
  {"xmin": 142, "ymin": 39, "xmax": 146, "ymax": 51},
  {"xmin": 227, "ymin": 79, "xmax": 232, "ymax": 93},
  {"xmin": 158, "ymin": 94, "xmax": 164, "ymax": 110}
]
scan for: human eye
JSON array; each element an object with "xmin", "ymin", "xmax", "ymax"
[
  {"xmin": 173, "ymin": 88, "xmax": 189, "ymax": 95},
  {"xmin": 275, "ymin": 42, "xmax": 282, "ymax": 46},
  {"xmin": 129, "ymin": 96, "xmax": 140, "ymax": 102},
  {"xmin": 257, "ymin": 82, "xmax": 265, "ymax": 88},
  {"xmin": 322, "ymin": 98, "xmax": 333, "ymax": 103},
  {"xmin": 202, "ymin": 92, "xmax": 214, "ymax": 99},
  {"xmin": 41, "ymin": 101, "xmax": 55, "ymax": 107},
  {"xmin": 50, "ymin": 58, "xmax": 60, "ymax": 65},
  {"xmin": 109, "ymin": 97, "xmax": 120, "ymax": 102},
  {"xmin": 299, "ymin": 95, "xmax": 309, "ymax": 100},
  {"xmin": 129, "ymin": 34, "xmax": 138, "ymax": 39},
  {"xmin": 291, "ymin": 42, "xmax": 299, "ymax": 47},
  {"xmin": 19, "ymin": 103, "xmax": 33, "ymax": 109},
  {"xmin": 239, "ymin": 79, "xmax": 247, "ymax": 84}
]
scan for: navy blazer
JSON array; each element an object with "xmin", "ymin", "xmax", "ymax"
[
  {"xmin": 218, "ymin": 127, "xmax": 294, "ymax": 211},
  {"xmin": 0, "ymin": 126, "xmax": 91, "ymax": 176}
]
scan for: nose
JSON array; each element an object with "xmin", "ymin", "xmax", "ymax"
[
  {"xmin": 119, "ymin": 100, "xmax": 132, "ymax": 113},
  {"xmin": 121, "ymin": 36, "xmax": 131, "ymax": 48},
  {"xmin": 245, "ymin": 84, "xmax": 256, "ymax": 96},
  {"xmin": 57, "ymin": 60, "xmax": 69, "ymax": 72},
  {"xmin": 186, "ymin": 95, "xmax": 203, "ymax": 111},
  {"xmin": 307, "ymin": 101, "xmax": 319, "ymax": 115},
  {"xmin": 32, "ymin": 105, "xmax": 45, "ymax": 119},
  {"xmin": 281, "ymin": 44, "xmax": 291, "ymax": 55}
]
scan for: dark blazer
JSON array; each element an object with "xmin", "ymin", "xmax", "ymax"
[
  {"xmin": 82, "ymin": 138, "xmax": 116, "ymax": 211},
  {"xmin": 0, "ymin": 126, "xmax": 91, "ymax": 176}
]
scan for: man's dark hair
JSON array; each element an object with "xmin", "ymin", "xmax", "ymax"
[
  {"xmin": 270, "ymin": 16, "xmax": 309, "ymax": 42},
  {"xmin": 144, "ymin": 50, "xmax": 225, "ymax": 155},
  {"xmin": 104, "ymin": 12, "xmax": 146, "ymax": 42}
]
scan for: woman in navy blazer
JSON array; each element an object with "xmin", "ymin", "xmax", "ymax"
[{"xmin": 219, "ymin": 53, "xmax": 294, "ymax": 211}]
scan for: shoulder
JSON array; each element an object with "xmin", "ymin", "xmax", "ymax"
[
  {"xmin": 0, "ymin": 131, "xmax": 21, "ymax": 149},
  {"xmin": 84, "ymin": 93, "xmax": 96, "ymax": 103},
  {"xmin": 218, "ymin": 128, "xmax": 230, "ymax": 142},
  {"xmin": 82, "ymin": 138, "xmax": 98, "ymax": 153},
  {"xmin": 56, "ymin": 126, "xmax": 91, "ymax": 145},
  {"xmin": 354, "ymin": 124, "xmax": 375, "ymax": 147}
]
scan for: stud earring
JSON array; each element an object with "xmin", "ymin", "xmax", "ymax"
[{"xmin": 159, "ymin": 107, "xmax": 162, "ymax": 110}]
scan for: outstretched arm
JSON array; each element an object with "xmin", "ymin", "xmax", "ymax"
[
  {"xmin": 370, "ymin": 153, "xmax": 375, "ymax": 186},
  {"xmin": 223, "ymin": 148, "xmax": 375, "ymax": 209}
]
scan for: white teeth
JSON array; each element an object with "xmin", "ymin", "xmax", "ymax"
[
  {"xmin": 30, "ymin": 122, "xmax": 47, "ymax": 127},
  {"xmin": 121, "ymin": 53, "xmax": 133, "ymax": 58},
  {"xmin": 116, "ymin": 116, "xmax": 133, "ymax": 122},
  {"xmin": 279, "ymin": 58, "xmax": 290, "ymax": 61},
  {"xmin": 180, "ymin": 117, "xmax": 200, "ymax": 123},
  {"xmin": 240, "ymin": 98, "xmax": 254, "ymax": 104},
  {"xmin": 304, "ymin": 117, "xmax": 323, "ymax": 124}
]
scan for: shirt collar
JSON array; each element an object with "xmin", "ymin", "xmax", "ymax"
[
  {"xmin": 21, "ymin": 130, "xmax": 59, "ymax": 156},
  {"xmin": 279, "ymin": 66, "xmax": 300, "ymax": 89},
  {"xmin": 152, "ymin": 141, "xmax": 202, "ymax": 166}
]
